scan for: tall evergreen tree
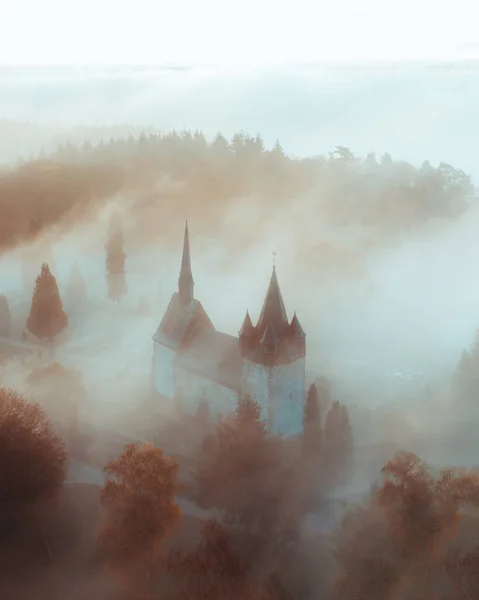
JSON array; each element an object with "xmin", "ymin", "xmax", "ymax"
[
  {"xmin": 323, "ymin": 400, "xmax": 353, "ymax": 487},
  {"xmin": 27, "ymin": 263, "xmax": 68, "ymax": 341},
  {"xmin": 105, "ymin": 214, "xmax": 127, "ymax": 301},
  {"xmin": 64, "ymin": 261, "xmax": 87, "ymax": 312},
  {"xmin": 302, "ymin": 383, "xmax": 322, "ymax": 456},
  {"xmin": 0, "ymin": 294, "xmax": 11, "ymax": 338}
]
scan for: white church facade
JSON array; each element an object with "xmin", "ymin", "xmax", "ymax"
[{"xmin": 152, "ymin": 223, "xmax": 306, "ymax": 436}]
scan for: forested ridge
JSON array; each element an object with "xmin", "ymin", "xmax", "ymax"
[{"xmin": 0, "ymin": 128, "xmax": 474, "ymax": 252}]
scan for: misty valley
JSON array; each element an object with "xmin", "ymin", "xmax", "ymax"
[{"xmin": 1, "ymin": 107, "xmax": 479, "ymax": 599}]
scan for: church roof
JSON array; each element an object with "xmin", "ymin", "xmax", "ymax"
[
  {"xmin": 178, "ymin": 221, "xmax": 194, "ymax": 305},
  {"xmin": 256, "ymin": 266, "xmax": 288, "ymax": 336},
  {"xmin": 260, "ymin": 321, "xmax": 278, "ymax": 346},
  {"xmin": 239, "ymin": 311, "xmax": 254, "ymax": 337},
  {"xmin": 290, "ymin": 312, "xmax": 305, "ymax": 337},
  {"xmin": 152, "ymin": 292, "xmax": 213, "ymax": 349},
  {"xmin": 175, "ymin": 326, "xmax": 242, "ymax": 389}
]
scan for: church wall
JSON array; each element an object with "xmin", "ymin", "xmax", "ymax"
[
  {"xmin": 154, "ymin": 342, "xmax": 176, "ymax": 398},
  {"xmin": 241, "ymin": 360, "xmax": 269, "ymax": 420},
  {"xmin": 241, "ymin": 357, "xmax": 305, "ymax": 436},
  {"xmin": 173, "ymin": 366, "xmax": 238, "ymax": 418},
  {"xmin": 270, "ymin": 357, "xmax": 305, "ymax": 436}
]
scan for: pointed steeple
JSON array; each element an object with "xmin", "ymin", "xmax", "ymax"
[
  {"xmin": 239, "ymin": 311, "xmax": 254, "ymax": 337},
  {"xmin": 290, "ymin": 312, "xmax": 305, "ymax": 338},
  {"xmin": 178, "ymin": 221, "xmax": 194, "ymax": 305},
  {"xmin": 256, "ymin": 266, "xmax": 288, "ymax": 336}
]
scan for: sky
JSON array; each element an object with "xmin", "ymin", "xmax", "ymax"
[{"xmin": 1, "ymin": 0, "xmax": 479, "ymax": 66}]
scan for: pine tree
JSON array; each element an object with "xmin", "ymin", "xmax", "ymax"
[
  {"xmin": 0, "ymin": 294, "xmax": 11, "ymax": 338},
  {"xmin": 64, "ymin": 261, "xmax": 87, "ymax": 312},
  {"xmin": 302, "ymin": 383, "xmax": 322, "ymax": 456},
  {"xmin": 105, "ymin": 214, "xmax": 127, "ymax": 302},
  {"xmin": 323, "ymin": 400, "xmax": 353, "ymax": 487},
  {"xmin": 27, "ymin": 263, "xmax": 68, "ymax": 341}
]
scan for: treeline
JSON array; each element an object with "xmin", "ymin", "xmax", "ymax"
[
  {"xmin": 2, "ymin": 380, "xmax": 479, "ymax": 599},
  {"xmin": 0, "ymin": 129, "xmax": 474, "ymax": 252}
]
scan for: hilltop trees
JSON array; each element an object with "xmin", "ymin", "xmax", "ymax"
[
  {"xmin": 26, "ymin": 263, "xmax": 68, "ymax": 341},
  {"xmin": 0, "ymin": 128, "xmax": 474, "ymax": 254},
  {"xmin": 98, "ymin": 442, "xmax": 181, "ymax": 587},
  {"xmin": 0, "ymin": 294, "xmax": 11, "ymax": 338},
  {"xmin": 105, "ymin": 214, "xmax": 127, "ymax": 302},
  {"xmin": 0, "ymin": 387, "xmax": 67, "ymax": 507},
  {"xmin": 64, "ymin": 261, "xmax": 87, "ymax": 313}
]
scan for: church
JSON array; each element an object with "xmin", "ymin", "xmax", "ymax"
[{"xmin": 152, "ymin": 223, "xmax": 306, "ymax": 436}]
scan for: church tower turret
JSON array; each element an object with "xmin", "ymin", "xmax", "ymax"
[
  {"xmin": 178, "ymin": 221, "xmax": 194, "ymax": 306},
  {"xmin": 239, "ymin": 264, "xmax": 306, "ymax": 435}
]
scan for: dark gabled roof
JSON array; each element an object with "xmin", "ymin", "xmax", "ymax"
[
  {"xmin": 256, "ymin": 267, "xmax": 289, "ymax": 336},
  {"xmin": 152, "ymin": 292, "xmax": 214, "ymax": 349},
  {"xmin": 174, "ymin": 326, "xmax": 242, "ymax": 390}
]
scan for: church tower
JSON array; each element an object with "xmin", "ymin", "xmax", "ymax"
[{"xmin": 239, "ymin": 266, "xmax": 305, "ymax": 435}]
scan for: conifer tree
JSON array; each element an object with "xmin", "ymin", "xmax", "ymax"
[
  {"xmin": 27, "ymin": 263, "xmax": 68, "ymax": 341},
  {"xmin": 0, "ymin": 294, "xmax": 11, "ymax": 338},
  {"xmin": 105, "ymin": 214, "xmax": 127, "ymax": 301},
  {"xmin": 302, "ymin": 383, "xmax": 322, "ymax": 456},
  {"xmin": 323, "ymin": 400, "xmax": 353, "ymax": 487},
  {"xmin": 64, "ymin": 261, "xmax": 87, "ymax": 312}
]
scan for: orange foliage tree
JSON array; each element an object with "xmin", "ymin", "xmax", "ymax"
[
  {"xmin": 98, "ymin": 442, "xmax": 181, "ymax": 588},
  {"xmin": 166, "ymin": 519, "xmax": 290, "ymax": 600},
  {"xmin": 333, "ymin": 451, "xmax": 479, "ymax": 600},
  {"xmin": 196, "ymin": 396, "xmax": 300, "ymax": 543},
  {"xmin": 0, "ymin": 387, "xmax": 67, "ymax": 506}
]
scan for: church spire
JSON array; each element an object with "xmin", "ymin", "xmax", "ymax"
[
  {"xmin": 256, "ymin": 265, "xmax": 288, "ymax": 336},
  {"xmin": 178, "ymin": 221, "xmax": 194, "ymax": 305}
]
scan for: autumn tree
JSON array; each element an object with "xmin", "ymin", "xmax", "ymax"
[
  {"xmin": 196, "ymin": 395, "xmax": 299, "ymax": 542},
  {"xmin": 0, "ymin": 294, "xmax": 11, "ymax": 337},
  {"xmin": 98, "ymin": 442, "xmax": 181, "ymax": 589},
  {"xmin": 166, "ymin": 519, "xmax": 291, "ymax": 600},
  {"xmin": 333, "ymin": 451, "xmax": 479, "ymax": 600},
  {"xmin": 166, "ymin": 519, "xmax": 248, "ymax": 600},
  {"xmin": 105, "ymin": 214, "xmax": 127, "ymax": 302},
  {"xmin": 0, "ymin": 387, "xmax": 67, "ymax": 507},
  {"xmin": 26, "ymin": 262, "xmax": 68, "ymax": 341},
  {"xmin": 64, "ymin": 260, "xmax": 87, "ymax": 313},
  {"xmin": 322, "ymin": 400, "xmax": 353, "ymax": 487}
]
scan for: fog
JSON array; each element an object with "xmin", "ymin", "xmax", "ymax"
[
  {"xmin": 2, "ymin": 62, "xmax": 479, "ymax": 599},
  {"xmin": 1, "ymin": 63, "xmax": 479, "ymax": 180}
]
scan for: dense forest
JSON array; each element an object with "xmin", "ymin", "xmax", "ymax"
[{"xmin": 0, "ymin": 128, "xmax": 475, "ymax": 254}]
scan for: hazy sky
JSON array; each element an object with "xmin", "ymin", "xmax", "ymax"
[{"xmin": 2, "ymin": 0, "xmax": 478, "ymax": 66}]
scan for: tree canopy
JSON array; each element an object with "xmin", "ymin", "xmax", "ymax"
[
  {"xmin": 98, "ymin": 442, "xmax": 181, "ymax": 583},
  {"xmin": 0, "ymin": 387, "xmax": 67, "ymax": 506},
  {"xmin": 26, "ymin": 262, "xmax": 68, "ymax": 341}
]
